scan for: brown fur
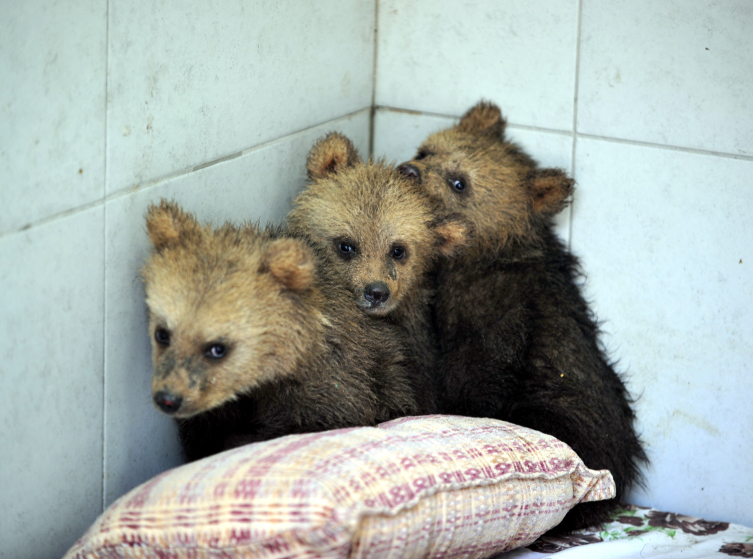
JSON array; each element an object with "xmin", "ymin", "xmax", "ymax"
[
  {"xmin": 406, "ymin": 102, "xmax": 572, "ymax": 259},
  {"xmin": 287, "ymin": 133, "xmax": 470, "ymax": 413},
  {"xmin": 399, "ymin": 101, "xmax": 646, "ymax": 532},
  {"xmin": 142, "ymin": 200, "xmax": 418, "ymax": 460}
]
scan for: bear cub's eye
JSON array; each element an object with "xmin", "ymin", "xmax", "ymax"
[
  {"xmin": 205, "ymin": 343, "xmax": 227, "ymax": 359},
  {"xmin": 390, "ymin": 246, "xmax": 407, "ymax": 260},
  {"xmin": 450, "ymin": 177, "xmax": 466, "ymax": 192},
  {"xmin": 414, "ymin": 149, "xmax": 431, "ymax": 161},
  {"xmin": 155, "ymin": 327, "xmax": 170, "ymax": 346},
  {"xmin": 335, "ymin": 240, "xmax": 357, "ymax": 258}
]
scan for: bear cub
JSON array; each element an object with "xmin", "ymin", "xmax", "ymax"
[
  {"xmin": 399, "ymin": 102, "xmax": 647, "ymax": 531},
  {"xmin": 142, "ymin": 200, "xmax": 419, "ymax": 461},
  {"xmin": 287, "ymin": 133, "xmax": 470, "ymax": 413}
]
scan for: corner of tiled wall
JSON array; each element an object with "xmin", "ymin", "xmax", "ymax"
[
  {"xmin": 1, "ymin": 2, "xmax": 374, "ymax": 557},
  {"xmin": 2, "ymin": 1, "xmax": 752, "ymax": 557},
  {"xmin": 372, "ymin": 0, "xmax": 579, "ymax": 240},
  {"xmin": 372, "ymin": 0, "xmax": 753, "ymax": 530}
]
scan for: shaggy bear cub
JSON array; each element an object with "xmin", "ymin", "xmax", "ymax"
[
  {"xmin": 287, "ymin": 133, "xmax": 470, "ymax": 413},
  {"xmin": 142, "ymin": 200, "xmax": 419, "ymax": 461},
  {"xmin": 399, "ymin": 102, "xmax": 647, "ymax": 531}
]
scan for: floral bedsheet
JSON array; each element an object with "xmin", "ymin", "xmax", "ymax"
[{"xmin": 495, "ymin": 505, "xmax": 753, "ymax": 559}]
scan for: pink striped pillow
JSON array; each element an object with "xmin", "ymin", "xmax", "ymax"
[{"xmin": 64, "ymin": 415, "xmax": 614, "ymax": 559}]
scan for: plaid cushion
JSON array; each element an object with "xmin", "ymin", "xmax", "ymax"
[{"xmin": 64, "ymin": 415, "xmax": 614, "ymax": 559}]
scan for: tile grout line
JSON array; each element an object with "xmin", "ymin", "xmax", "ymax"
[
  {"xmin": 506, "ymin": 124, "xmax": 573, "ymax": 138},
  {"xmin": 4, "ymin": 113, "xmax": 750, "ymax": 244},
  {"xmin": 569, "ymin": 0, "xmax": 585, "ymax": 251},
  {"xmin": 0, "ymin": 108, "xmax": 372, "ymax": 241},
  {"xmin": 102, "ymin": 0, "xmax": 110, "ymax": 513},
  {"xmin": 369, "ymin": 0, "xmax": 380, "ymax": 158},
  {"xmin": 237, "ymin": 108, "xmax": 371, "ymax": 158},
  {"xmin": 375, "ymin": 104, "xmax": 575, "ymax": 137},
  {"xmin": 373, "ymin": 105, "xmax": 753, "ymax": 163},
  {"xmin": 576, "ymin": 132, "xmax": 753, "ymax": 161}
]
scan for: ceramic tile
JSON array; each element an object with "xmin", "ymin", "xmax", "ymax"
[
  {"xmin": 0, "ymin": 207, "xmax": 105, "ymax": 559},
  {"xmin": 507, "ymin": 128, "xmax": 574, "ymax": 175},
  {"xmin": 372, "ymin": 108, "xmax": 456, "ymax": 164},
  {"xmin": 106, "ymin": 0, "xmax": 375, "ymax": 195},
  {"xmin": 373, "ymin": 108, "xmax": 574, "ymax": 243},
  {"xmin": 103, "ymin": 111, "xmax": 369, "ymax": 505},
  {"xmin": 376, "ymin": 0, "xmax": 579, "ymax": 131},
  {"xmin": 0, "ymin": 0, "xmax": 106, "ymax": 234},
  {"xmin": 578, "ymin": 0, "xmax": 753, "ymax": 155},
  {"xmin": 572, "ymin": 138, "xmax": 753, "ymax": 526}
]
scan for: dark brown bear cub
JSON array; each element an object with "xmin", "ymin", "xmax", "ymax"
[
  {"xmin": 287, "ymin": 133, "xmax": 470, "ymax": 414},
  {"xmin": 399, "ymin": 102, "xmax": 647, "ymax": 531},
  {"xmin": 142, "ymin": 200, "xmax": 418, "ymax": 461}
]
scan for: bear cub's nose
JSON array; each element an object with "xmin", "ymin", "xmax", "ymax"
[
  {"xmin": 154, "ymin": 391, "xmax": 183, "ymax": 414},
  {"xmin": 364, "ymin": 282, "xmax": 390, "ymax": 305},
  {"xmin": 398, "ymin": 164, "xmax": 420, "ymax": 180}
]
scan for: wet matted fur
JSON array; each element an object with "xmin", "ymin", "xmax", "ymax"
[
  {"xmin": 142, "ymin": 200, "xmax": 419, "ymax": 461},
  {"xmin": 398, "ymin": 101, "xmax": 647, "ymax": 531},
  {"xmin": 288, "ymin": 133, "xmax": 470, "ymax": 414}
]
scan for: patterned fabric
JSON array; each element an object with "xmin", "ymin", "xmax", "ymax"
[
  {"xmin": 495, "ymin": 505, "xmax": 753, "ymax": 559},
  {"xmin": 64, "ymin": 415, "xmax": 615, "ymax": 559}
]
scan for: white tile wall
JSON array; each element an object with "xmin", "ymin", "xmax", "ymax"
[
  {"xmin": 103, "ymin": 111, "xmax": 370, "ymax": 506},
  {"xmin": 1, "ymin": 1, "xmax": 374, "ymax": 555},
  {"xmin": 107, "ymin": 0, "xmax": 375, "ymax": 195},
  {"xmin": 578, "ymin": 0, "xmax": 753, "ymax": 155},
  {"xmin": 0, "ymin": 0, "xmax": 107, "ymax": 234},
  {"xmin": 376, "ymin": 0, "xmax": 580, "ymax": 130},
  {"xmin": 572, "ymin": 137, "xmax": 753, "ymax": 525},
  {"xmin": 372, "ymin": 108, "xmax": 455, "ymax": 165},
  {"xmin": 3, "ymin": 1, "xmax": 753, "ymax": 556},
  {"xmin": 375, "ymin": 0, "xmax": 753, "ymax": 526},
  {"xmin": 0, "ymin": 207, "xmax": 105, "ymax": 559},
  {"xmin": 506, "ymin": 129, "xmax": 574, "ymax": 176}
]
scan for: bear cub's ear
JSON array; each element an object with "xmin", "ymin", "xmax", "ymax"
[
  {"xmin": 456, "ymin": 101, "xmax": 507, "ymax": 139},
  {"xmin": 264, "ymin": 238, "xmax": 315, "ymax": 292},
  {"xmin": 306, "ymin": 132, "xmax": 362, "ymax": 180},
  {"xmin": 529, "ymin": 168, "xmax": 574, "ymax": 217},
  {"xmin": 146, "ymin": 200, "xmax": 201, "ymax": 252},
  {"xmin": 432, "ymin": 214, "xmax": 475, "ymax": 257}
]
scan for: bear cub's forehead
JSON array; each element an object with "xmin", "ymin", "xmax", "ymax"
[
  {"xmin": 419, "ymin": 134, "xmax": 536, "ymax": 176},
  {"xmin": 424, "ymin": 129, "xmax": 489, "ymax": 150},
  {"xmin": 145, "ymin": 246, "xmax": 268, "ymax": 306},
  {"xmin": 151, "ymin": 244, "xmax": 254, "ymax": 273}
]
